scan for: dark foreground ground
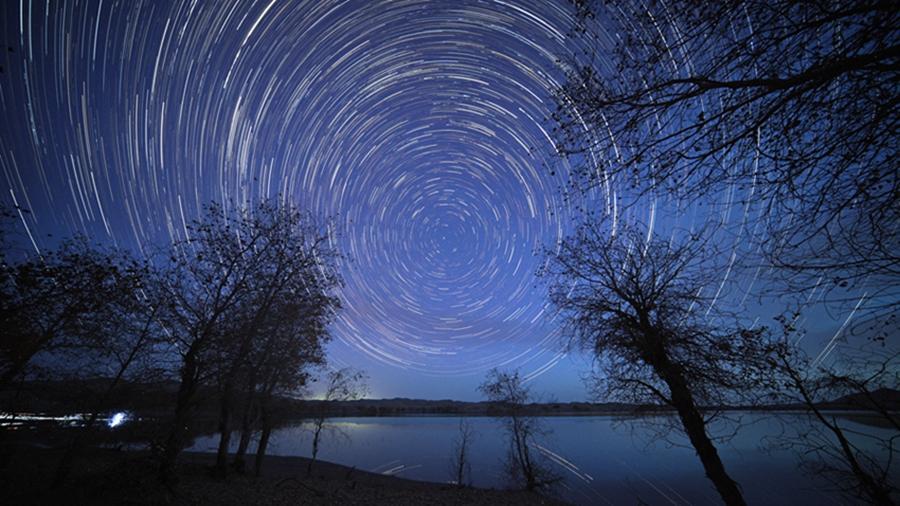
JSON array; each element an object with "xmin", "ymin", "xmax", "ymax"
[{"xmin": 0, "ymin": 444, "xmax": 566, "ymax": 505}]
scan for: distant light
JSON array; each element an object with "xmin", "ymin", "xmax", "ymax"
[{"xmin": 108, "ymin": 412, "xmax": 128, "ymax": 428}]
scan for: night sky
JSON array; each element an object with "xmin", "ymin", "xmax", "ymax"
[{"xmin": 0, "ymin": 1, "xmax": 867, "ymax": 400}]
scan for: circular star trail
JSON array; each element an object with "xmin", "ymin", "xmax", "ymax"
[{"xmin": 0, "ymin": 0, "xmax": 588, "ymax": 376}]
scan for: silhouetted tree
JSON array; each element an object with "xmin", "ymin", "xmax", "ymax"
[
  {"xmin": 0, "ymin": 206, "xmax": 16, "ymax": 259},
  {"xmin": 555, "ymin": 0, "xmax": 899, "ymax": 310},
  {"xmin": 155, "ymin": 203, "xmax": 261, "ymax": 484},
  {"xmin": 1, "ymin": 239, "xmax": 142, "ymax": 391},
  {"xmin": 246, "ymin": 292, "xmax": 335, "ymax": 476},
  {"xmin": 211, "ymin": 202, "xmax": 340, "ymax": 477},
  {"xmin": 156, "ymin": 200, "xmax": 341, "ymax": 484},
  {"xmin": 306, "ymin": 368, "xmax": 367, "ymax": 477},
  {"xmin": 0, "ymin": 220, "xmax": 170, "ymax": 485},
  {"xmin": 449, "ymin": 418, "xmax": 475, "ymax": 488},
  {"xmin": 768, "ymin": 318, "xmax": 898, "ymax": 505},
  {"xmin": 51, "ymin": 259, "xmax": 166, "ymax": 487},
  {"xmin": 479, "ymin": 369, "xmax": 558, "ymax": 492},
  {"xmin": 543, "ymin": 220, "xmax": 779, "ymax": 506}
]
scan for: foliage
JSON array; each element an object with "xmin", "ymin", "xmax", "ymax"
[{"xmin": 1, "ymin": 238, "xmax": 154, "ymax": 390}]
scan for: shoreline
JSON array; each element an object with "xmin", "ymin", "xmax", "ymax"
[{"xmin": 0, "ymin": 443, "xmax": 567, "ymax": 505}]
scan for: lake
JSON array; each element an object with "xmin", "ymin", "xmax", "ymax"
[{"xmin": 189, "ymin": 413, "xmax": 888, "ymax": 505}]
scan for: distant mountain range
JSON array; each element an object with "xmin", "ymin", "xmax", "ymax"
[
  {"xmin": 4, "ymin": 379, "xmax": 898, "ymax": 418},
  {"xmin": 828, "ymin": 387, "xmax": 900, "ymax": 410},
  {"xmin": 292, "ymin": 387, "xmax": 900, "ymax": 417},
  {"xmin": 293, "ymin": 398, "xmax": 651, "ymax": 417}
]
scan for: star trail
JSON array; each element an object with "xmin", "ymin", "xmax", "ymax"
[
  {"xmin": 0, "ymin": 1, "xmax": 879, "ymax": 399},
  {"xmin": 1, "ymin": 0, "xmax": 591, "ymax": 385},
  {"xmin": 2, "ymin": 3, "xmax": 896, "ymax": 504}
]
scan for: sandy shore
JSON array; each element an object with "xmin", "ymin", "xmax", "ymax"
[{"xmin": 0, "ymin": 444, "xmax": 567, "ymax": 505}]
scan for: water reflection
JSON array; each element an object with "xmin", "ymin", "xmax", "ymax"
[{"xmin": 189, "ymin": 414, "xmax": 888, "ymax": 505}]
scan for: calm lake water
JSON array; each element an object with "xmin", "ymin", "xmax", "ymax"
[{"xmin": 189, "ymin": 414, "xmax": 889, "ymax": 505}]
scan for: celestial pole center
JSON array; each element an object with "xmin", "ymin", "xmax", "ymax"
[{"xmin": 0, "ymin": 0, "xmax": 587, "ymax": 378}]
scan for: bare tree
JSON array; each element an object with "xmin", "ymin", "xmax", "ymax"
[
  {"xmin": 51, "ymin": 259, "xmax": 166, "ymax": 487},
  {"xmin": 542, "ymin": 219, "xmax": 780, "ymax": 506},
  {"xmin": 248, "ymin": 290, "xmax": 335, "ymax": 477},
  {"xmin": 210, "ymin": 202, "xmax": 340, "ymax": 477},
  {"xmin": 0, "ymin": 226, "xmax": 171, "ymax": 485},
  {"xmin": 1, "ymin": 239, "xmax": 142, "ymax": 392},
  {"xmin": 479, "ymin": 369, "xmax": 558, "ymax": 492},
  {"xmin": 155, "ymin": 203, "xmax": 264, "ymax": 484},
  {"xmin": 449, "ymin": 419, "xmax": 475, "ymax": 488},
  {"xmin": 768, "ymin": 318, "xmax": 898, "ymax": 505},
  {"xmin": 156, "ymin": 200, "xmax": 340, "ymax": 484},
  {"xmin": 306, "ymin": 368, "xmax": 367, "ymax": 477},
  {"xmin": 554, "ymin": 0, "xmax": 900, "ymax": 309}
]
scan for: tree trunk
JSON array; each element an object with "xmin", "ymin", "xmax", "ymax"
[
  {"xmin": 159, "ymin": 354, "xmax": 199, "ymax": 485},
  {"xmin": 307, "ymin": 420, "xmax": 322, "ymax": 476},
  {"xmin": 232, "ymin": 404, "xmax": 255, "ymax": 473},
  {"xmin": 510, "ymin": 414, "xmax": 536, "ymax": 491},
  {"xmin": 232, "ymin": 372, "xmax": 258, "ymax": 473},
  {"xmin": 829, "ymin": 417, "xmax": 895, "ymax": 506},
  {"xmin": 789, "ymin": 367, "xmax": 896, "ymax": 506},
  {"xmin": 216, "ymin": 324, "xmax": 260, "ymax": 476},
  {"xmin": 455, "ymin": 432, "xmax": 467, "ymax": 488},
  {"xmin": 254, "ymin": 406, "xmax": 272, "ymax": 478},
  {"xmin": 662, "ymin": 365, "xmax": 746, "ymax": 506},
  {"xmin": 214, "ymin": 382, "xmax": 234, "ymax": 478}
]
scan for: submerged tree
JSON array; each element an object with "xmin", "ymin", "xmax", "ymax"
[
  {"xmin": 449, "ymin": 419, "xmax": 475, "ymax": 488},
  {"xmin": 479, "ymin": 369, "xmax": 558, "ymax": 492},
  {"xmin": 554, "ymin": 0, "xmax": 900, "ymax": 309},
  {"xmin": 543, "ymin": 220, "xmax": 778, "ymax": 506},
  {"xmin": 306, "ymin": 368, "xmax": 367, "ymax": 477}
]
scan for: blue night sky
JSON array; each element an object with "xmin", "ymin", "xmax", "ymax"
[{"xmin": 0, "ymin": 1, "xmax": 872, "ymax": 401}]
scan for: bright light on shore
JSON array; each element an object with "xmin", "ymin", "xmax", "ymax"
[{"xmin": 107, "ymin": 412, "xmax": 128, "ymax": 428}]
